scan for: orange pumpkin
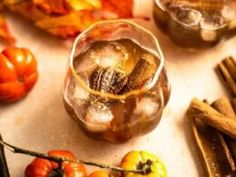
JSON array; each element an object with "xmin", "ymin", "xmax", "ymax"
[
  {"xmin": 25, "ymin": 150, "xmax": 87, "ymax": 177},
  {"xmin": 0, "ymin": 47, "xmax": 38, "ymax": 102},
  {"xmin": 88, "ymin": 171, "xmax": 111, "ymax": 177}
]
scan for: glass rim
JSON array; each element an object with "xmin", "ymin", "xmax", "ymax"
[{"xmin": 69, "ymin": 19, "xmax": 164, "ymax": 100}]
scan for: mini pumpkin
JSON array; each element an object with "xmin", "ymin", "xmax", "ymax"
[
  {"xmin": 0, "ymin": 47, "xmax": 38, "ymax": 102},
  {"xmin": 25, "ymin": 150, "xmax": 87, "ymax": 177},
  {"xmin": 120, "ymin": 151, "xmax": 167, "ymax": 177}
]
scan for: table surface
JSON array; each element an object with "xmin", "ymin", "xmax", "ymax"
[{"xmin": 0, "ymin": 0, "xmax": 234, "ymax": 176}]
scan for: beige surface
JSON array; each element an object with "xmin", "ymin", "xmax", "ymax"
[{"xmin": 0, "ymin": 0, "xmax": 234, "ymax": 176}]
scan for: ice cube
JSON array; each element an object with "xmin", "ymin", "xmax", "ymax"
[
  {"xmin": 169, "ymin": 5, "xmax": 202, "ymax": 26},
  {"xmin": 73, "ymin": 50, "xmax": 97, "ymax": 74},
  {"xmin": 64, "ymin": 77, "xmax": 89, "ymax": 121},
  {"xmin": 200, "ymin": 12, "xmax": 225, "ymax": 29},
  {"xmin": 200, "ymin": 29, "xmax": 217, "ymax": 41},
  {"xmin": 93, "ymin": 42, "xmax": 129, "ymax": 68},
  {"xmin": 85, "ymin": 103, "xmax": 113, "ymax": 132},
  {"xmin": 67, "ymin": 77, "xmax": 89, "ymax": 104},
  {"xmin": 73, "ymin": 82, "xmax": 89, "ymax": 100},
  {"xmin": 221, "ymin": 4, "xmax": 236, "ymax": 21},
  {"xmin": 134, "ymin": 97, "xmax": 160, "ymax": 117},
  {"xmin": 200, "ymin": 12, "xmax": 225, "ymax": 41},
  {"xmin": 65, "ymin": 79, "xmax": 89, "ymax": 120}
]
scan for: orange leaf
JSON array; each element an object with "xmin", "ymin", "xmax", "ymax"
[
  {"xmin": 67, "ymin": 0, "xmax": 102, "ymax": 11},
  {"xmin": 0, "ymin": 11, "xmax": 15, "ymax": 45},
  {"xmin": 101, "ymin": 0, "xmax": 133, "ymax": 18},
  {"xmin": 3, "ymin": 0, "xmax": 134, "ymax": 38},
  {"xmin": 33, "ymin": 0, "xmax": 71, "ymax": 15}
]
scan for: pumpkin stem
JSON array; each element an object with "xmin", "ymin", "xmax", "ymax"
[
  {"xmin": 137, "ymin": 159, "xmax": 153, "ymax": 175},
  {"xmin": 49, "ymin": 161, "xmax": 64, "ymax": 177},
  {"xmin": 49, "ymin": 168, "xmax": 64, "ymax": 177},
  {"xmin": 17, "ymin": 76, "xmax": 24, "ymax": 83}
]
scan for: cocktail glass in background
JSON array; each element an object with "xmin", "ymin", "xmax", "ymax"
[{"xmin": 154, "ymin": 0, "xmax": 236, "ymax": 48}]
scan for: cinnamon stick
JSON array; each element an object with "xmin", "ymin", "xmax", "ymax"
[
  {"xmin": 216, "ymin": 56, "xmax": 236, "ymax": 97},
  {"xmin": 212, "ymin": 98, "xmax": 236, "ymax": 164},
  {"xmin": 192, "ymin": 117, "xmax": 236, "ymax": 176},
  {"xmin": 212, "ymin": 97, "xmax": 236, "ymax": 118},
  {"xmin": 232, "ymin": 98, "xmax": 236, "ymax": 113},
  {"xmin": 187, "ymin": 98, "xmax": 236, "ymax": 140},
  {"xmin": 121, "ymin": 58, "xmax": 156, "ymax": 93},
  {"xmin": 222, "ymin": 57, "xmax": 236, "ymax": 82},
  {"xmin": 190, "ymin": 99, "xmax": 236, "ymax": 176}
]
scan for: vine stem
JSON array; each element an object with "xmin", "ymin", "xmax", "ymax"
[{"xmin": 0, "ymin": 140, "xmax": 145, "ymax": 174}]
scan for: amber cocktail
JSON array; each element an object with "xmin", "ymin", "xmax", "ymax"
[{"xmin": 63, "ymin": 20, "xmax": 170, "ymax": 143}]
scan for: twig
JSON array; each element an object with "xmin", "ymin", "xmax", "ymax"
[
  {"xmin": 0, "ymin": 140, "xmax": 146, "ymax": 174},
  {"xmin": 0, "ymin": 135, "xmax": 9, "ymax": 177},
  {"xmin": 0, "ymin": 140, "xmax": 65, "ymax": 163}
]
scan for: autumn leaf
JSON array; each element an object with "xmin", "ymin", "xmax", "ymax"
[
  {"xmin": 68, "ymin": 0, "xmax": 101, "ymax": 11},
  {"xmin": 33, "ymin": 0, "xmax": 71, "ymax": 15},
  {"xmin": 3, "ymin": 0, "xmax": 134, "ymax": 38},
  {"xmin": 0, "ymin": 4, "xmax": 15, "ymax": 45},
  {"xmin": 101, "ymin": 0, "xmax": 133, "ymax": 18}
]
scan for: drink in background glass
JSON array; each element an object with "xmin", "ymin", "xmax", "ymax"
[
  {"xmin": 63, "ymin": 20, "xmax": 170, "ymax": 143},
  {"xmin": 154, "ymin": 0, "xmax": 236, "ymax": 48}
]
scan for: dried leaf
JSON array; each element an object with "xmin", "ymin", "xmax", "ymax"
[
  {"xmin": 36, "ymin": 11, "xmax": 95, "ymax": 37},
  {"xmin": 68, "ymin": 0, "xmax": 101, "ymax": 11},
  {"xmin": 3, "ymin": 0, "xmax": 134, "ymax": 38},
  {"xmin": 0, "ymin": 9, "xmax": 15, "ymax": 45},
  {"xmin": 6, "ymin": 1, "xmax": 47, "ymax": 21},
  {"xmin": 33, "ymin": 0, "xmax": 71, "ymax": 15},
  {"xmin": 101, "ymin": 0, "xmax": 133, "ymax": 18},
  {"xmin": 3, "ymin": 0, "xmax": 26, "ymax": 5}
]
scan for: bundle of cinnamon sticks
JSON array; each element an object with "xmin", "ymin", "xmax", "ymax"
[{"xmin": 187, "ymin": 56, "xmax": 236, "ymax": 176}]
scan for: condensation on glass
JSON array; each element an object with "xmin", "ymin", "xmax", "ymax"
[
  {"xmin": 63, "ymin": 20, "xmax": 170, "ymax": 143},
  {"xmin": 154, "ymin": 0, "xmax": 236, "ymax": 48}
]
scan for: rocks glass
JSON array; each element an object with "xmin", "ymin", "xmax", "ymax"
[
  {"xmin": 154, "ymin": 0, "xmax": 236, "ymax": 48},
  {"xmin": 63, "ymin": 20, "xmax": 170, "ymax": 143}
]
